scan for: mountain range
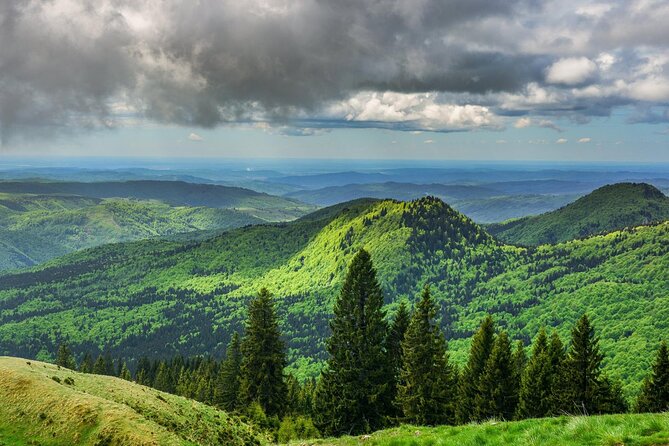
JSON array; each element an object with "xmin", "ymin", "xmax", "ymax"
[{"xmin": 0, "ymin": 183, "xmax": 667, "ymax": 395}]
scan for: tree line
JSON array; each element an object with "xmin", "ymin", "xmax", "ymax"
[{"xmin": 55, "ymin": 249, "xmax": 669, "ymax": 439}]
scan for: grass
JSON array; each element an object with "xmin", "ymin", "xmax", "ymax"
[
  {"xmin": 294, "ymin": 414, "xmax": 669, "ymax": 446},
  {"xmin": 0, "ymin": 356, "xmax": 263, "ymax": 446}
]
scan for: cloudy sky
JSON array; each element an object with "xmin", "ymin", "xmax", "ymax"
[{"xmin": 1, "ymin": 0, "xmax": 668, "ymax": 160}]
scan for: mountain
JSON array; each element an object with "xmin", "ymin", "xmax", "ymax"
[
  {"xmin": 0, "ymin": 195, "xmax": 667, "ymax": 394},
  {"xmin": 285, "ymin": 182, "xmax": 576, "ymax": 222},
  {"xmin": 0, "ymin": 195, "xmax": 266, "ymax": 271},
  {"xmin": 0, "ymin": 180, "xmax": 315, "ymax": 221},
  {"xmin": 0, "ymin": 356, "xmax": 262, "ymax": 446},
  {"xmin": 487, "ymin": 183, "xmax": 669, "ymax": 245}
]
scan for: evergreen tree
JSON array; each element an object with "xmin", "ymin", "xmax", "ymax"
[
  {"xmin": 79, "ymin": 352, "xmax": 94, "ymax": 374},
  {"xmin": 554, "ymin": 314, "xmax": 608, "ymax": 415},
  {"xmin": 215, "ymin": 332, "xmax": 243, "ymax": 412},
  {"xmin": 637, "ymin": 341, "xmax": 669, "ymax": 413},
  {"xmin": 476, "ymin": 331, "xmax": 518, "ymax": 420},
  {"xmin": 396, "ymin": 285, "xmax": 456, "ymax": 425},
  {"xmin": 56, "ymin": 344, "xmax": 76, "ymax": 369},
  {"xmin": 119, "ymin": 362, "xmax": 132, "ymax": 381},
  {"xmin": 547, "ymin": 330, "xmax": 566, "ymax": 415},
  {"xmin": 240, "ymin": 288, "xmax": 287, "ymax": 416},
  {"xmin": 387, "ymin": 300, "xmax": 411, "ymax": 418},
  {"xmin": 136, "ymin": 357, "xmax": 152, "ymax": 385},
  {"xmin": 103, "ymin": 352, "xmax": 115, "ymax": 376},
  {"xmin": 315, "ymin": 249, "xmax": 392, "ymax": 436},
  {"xmin": 153, "ymin": 361, "xmax": 172, "ymax": 393},
  {"xmin": 456, "ymin": 315, "xmax": 495, "ymax": 424},
  {"xmin": 92, "ymin": 354, "xmax": 107, "ymax": 375},
  {"xmin": 516, "ymin": 328, "xmax": 553, "ymax": 419},
  {"xmin": 512, "ymin": 340, "xmax": 527, "ymax": 387}
]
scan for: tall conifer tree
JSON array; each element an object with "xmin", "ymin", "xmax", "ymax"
[
  {"xmin": 553, "ymin": 314, "xmax": 609, "ymax": 415},
  {"xmin": 396, "ymin": 286, "xmax": 456, "ymax": 425},
  {"xmin": 476, "ymin": 331, "xmax": 518, "ymax": 420},
  {"xmin": 215, "ymin": 332, "xmax": 243, "ymax": 412},
  {"xmin": 240, "ymin": 288, "xmax": 287, "ymax": 416},
  {"xmin": 517, "ymin": 328, "xmax": 553, "ymax": 419},
  {"xmin": 456, "ymin": 315, "xmax": 495, "ymax": 424},
  {"xmin": 387, "ymin": 300, "xmax": 411, "ymax": 418},
  {"xmin": 56, "ymin": 344, "xmax": 76, "ymax": 369},
  {"xmin": 315, "ymin": 249, "xmax": 392, "ymax": 436},
  {"xmin": 637, "ymin": 341, "xmax": 669, "ymax": 413}
]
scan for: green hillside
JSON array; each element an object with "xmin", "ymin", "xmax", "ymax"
[
  {"xmin": 487, "ymin": 183, "xmax": 669, "ymax": 245},
  {"xmin": 0, "ymin": 195, "xmax": 667, "ymax": 394},
  {"xmin": 295, "ymin": 414, "xmax": 669, "ymax": 446},
  {"xmin": 0, "ymin": 180, "xmax": 315, "ymax": 222},
  {"xmin": 0, "ymin": 195, "xmax": 266, "ymax": 271},
  {"xmin": 0, "ymin": 356, "xmax": 262, "ymax": 446}
]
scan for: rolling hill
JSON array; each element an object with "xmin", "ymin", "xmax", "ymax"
[
  {"xmin": 0, "ymin": 194, "xmax": 266, "ymax": 271},
  {"xmin": 0, "ymin": 180, "xmax": 315, "ymax": 221},
  {"xmin": 487, "ymin": 183, "xmax": 669, "ymax": 245},
  {"xmin": 0, "ymin": 192, "xmax": 667, "ymax": 394},
  {"xmin": 0, "ymin": 356, "xmax": 262, "ymax": 446}
]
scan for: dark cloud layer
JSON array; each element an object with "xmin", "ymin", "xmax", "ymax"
[{"xmin": 0, "ymin": 0, "xmax": 668, "ymax": 142}]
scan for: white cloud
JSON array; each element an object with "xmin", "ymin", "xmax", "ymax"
[
  {"xmin": 326, "ymin": 91, "xmax": 500, "ymax": 131},
  {"xmin": 556, "ymin": 138, "xmax": 568, "ymax": 144},
  {"xmin": 513, "ymin": 117, "xmax": 562, "ymax": 132},
  {"xmin": 578, "ymin": 137, "xmax": 591, "ymax": 143},
  {"xmin": 514, "ymin": 117, "xmax": 532, "ymax": 128},
  {"xmin": 545, "ymin": 57, "xmax": 598, "ymax": 85},
  {"xmin": 423, "ymin": 139, "xmax": 434, "ymax": 144},
  {"xmin": 188, "ymin": 132, "xmax": 203, "ymax": 141}
]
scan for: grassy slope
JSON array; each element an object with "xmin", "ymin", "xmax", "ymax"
[
  {"xmin": 487, "ymin": 183, "xmax": 669, "ymax": 245},
  {"xmin": 0, "ymin": 356, "xmax": 262, "ymax": 446},
  {"xmin": 0, "ymin": 195, "xmax": 266, "ymax": 271},
  {"xmin": 297, "ymin": 414, "xmax": 669, "ymax": 446},
  {"xmin": 0, "ymin": 196, "xmax": 667, "ymax": 392}
]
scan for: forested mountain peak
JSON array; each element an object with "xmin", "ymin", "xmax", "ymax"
[{"xmin": 487, "ymin": 182, "xmax": 669, "ymax": 246}]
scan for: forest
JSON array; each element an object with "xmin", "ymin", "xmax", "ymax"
[{"xmin": 50, "ymin": 250, "xmax": 669, "ymax": 443}]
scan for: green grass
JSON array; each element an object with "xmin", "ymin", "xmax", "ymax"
[
  {"xmin": 0, "ymin": 356, "xmax": 263, "ymax": 446},
  {"xmin": 297, "ymin": 414, "xmax": 669, "ymax": 446}
]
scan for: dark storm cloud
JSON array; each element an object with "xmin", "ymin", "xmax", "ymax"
[{"xmin": 0, "ymin": 0, "xmax": 668, "ymax": 140}]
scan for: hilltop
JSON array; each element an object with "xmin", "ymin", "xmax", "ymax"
[
  {"xmin": 0, "ymin": 194, "xmax": 667, "ymax": 393},
  {"xmin": 487, "ymin": 183, "xmax": 669, "ymax": 245},
  {"xmin": 0, "ymin": 356, "xmax": 262, "ymax": 446}
]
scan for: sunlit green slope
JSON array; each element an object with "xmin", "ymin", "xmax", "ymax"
[
  {"xmin": 0, "ymin": 356, "xmax": 262, "ymax": 446},
  {"xmin": 487, "ymin": 183, "xmax": 669, "ymax": 245}
]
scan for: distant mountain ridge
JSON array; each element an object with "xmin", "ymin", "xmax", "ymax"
[{"xmin": 487, "ymin": 183, "xmax": 669, "ymax": 245}]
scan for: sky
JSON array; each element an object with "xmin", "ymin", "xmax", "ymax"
[{"xmin": 1, "ymin": 0, "xmax": 668, "ymax": 161}]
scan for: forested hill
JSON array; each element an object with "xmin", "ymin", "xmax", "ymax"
[
  {"xmin": 0, "ymin": 196, "xmax": 667, "ymax": 393},
  {"xmin": 0, "ymin": 180, "xmax": 315, "ymax": 221},
  {"xmin": 487, "ymin": 183, "xmax": 669, "ymax": 245}
]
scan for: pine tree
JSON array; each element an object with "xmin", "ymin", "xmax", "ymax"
[
  {"xmin": 476, "ymin": 331, "xmax": 518, "ymax": 420},
  {"xmin": 512, "ymin": 340, "xmax": 527, "ymax": 386},
  {"xmin": 637, "ymin": 341, "xmax": 669, "ymax": 413},
  {"xmin": 387, "ymin": 300, "xmax": 411, "ymax": 418},
  {"xmin": 92, "ymin": 354, "xmax": 107, "ymax": 375},
  {"xmin": 56, "ymin": 344, "xmax": 76, "ymax": 369},
  {"xmin": 517, "ymin": 328, "xmax": 553, "ymax": 419},
  {"xmin": 240, "ymin": 288, "xmax": 287, "ymax": 416},
  {"xmin": 456, "ymin": 315, "xmax": 495, "ymax": 424},
  {"xmin": 315, "ymin": 249, "xmax": 392, "ymax": 436},
  {"xmin": 396, "ymin": 285, "xmax": 457, "ymax": 425},
  {"xmin": 547, "ymin": 330, "xmax": 566, "ymax": 415},
  {"xmin": 79, "ymin": 352, "xmax": 94, "ymax": 373},
  {"xmin": 119, "ymin": 362, "xmax": 132, "ymax": 381},
  {"xmin": 554, "ymin": 314, "xmax": 606, "ymax": 415},
  {"xmin": 215, "ymin": 332, "xmax": 243, "ymax": 412}
]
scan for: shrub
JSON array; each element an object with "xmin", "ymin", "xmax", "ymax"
[{"xmin": 277, "ymin": 416, "xmax": 320, "ymax": 443}]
